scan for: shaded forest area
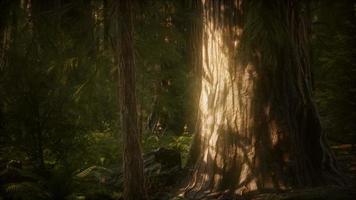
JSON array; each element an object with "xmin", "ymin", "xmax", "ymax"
[{"xmin": 0, "ymin": 0, "xmax": 355, "ymax": 200}]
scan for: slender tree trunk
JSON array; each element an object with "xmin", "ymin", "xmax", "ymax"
[
  {"xmin": 117, "ymin": 1, "xmax": 146, "ymax": 199},
  {"xmin": 0, "ymin": 0, "xmax": 16, "ymax": 70},
  {"xmin": 186, "ymin": 0, "xmax": 203, "ymax": 165},
  {"xmin": 103, "ymin": 0, "xmax": 110, "ymax": 50},
  {"xmin": 185, "ymin": 0, "xmax": 343, "ymax": 198}
]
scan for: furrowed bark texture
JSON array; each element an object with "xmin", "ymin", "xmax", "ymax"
[
  {"xmin": 185, "ymin": 0, "xmax": 342, "ymax": 198},
  {"xmin": 117, "ymin": 1, "xmax": 146, "ymax": 199}
]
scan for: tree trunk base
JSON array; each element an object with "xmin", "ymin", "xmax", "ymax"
[{"xmin": 175, "ymin": 185, "xmax": 355, "ymax": 200}]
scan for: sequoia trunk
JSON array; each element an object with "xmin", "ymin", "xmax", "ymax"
[{"xmin": 185, "ymin": 0, "xmax": 342, "ymax": 198}]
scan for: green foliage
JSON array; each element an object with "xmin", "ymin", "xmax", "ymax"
[
  {"xmin": 143, "ymin": 134, "xmax": 191, "ymax": 166},
  {"xmin": 0, "ymin": 0, "xmax": 354, "ymax": 199},
  {"xmin": 134, "ymin": 0, "xmax": 190, "ymax": 135},
  {"xmin": 4, "ymin": 181, "xmax": 51, "ymax": 200},
  {"xmin": 1, "ymin": 167, "xmax": 74, "ymax": 200},
  {"xmin": 0, "ymin": 1, "xmax": 191, "ymax": 198},
  {"xmin": 312, "ymin": 0, "xmax": 356, "ymax": 143}
]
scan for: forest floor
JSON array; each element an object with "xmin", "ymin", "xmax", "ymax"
[{"xmin": 163, "ymin": 143, "xmax": 356, "ymax": 200}]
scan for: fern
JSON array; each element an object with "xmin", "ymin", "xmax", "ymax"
[{"xmin": 4, "ymin": 181, "xmax": 51, "ymax": 200}]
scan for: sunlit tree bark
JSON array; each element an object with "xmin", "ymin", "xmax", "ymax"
[
  {"xmin": 117, "ymin": 1, "xmax": 146, "ymax": 199},
  {"xmin": 185, "ymin": 0, "xmax": 343, "ymax": 198}
]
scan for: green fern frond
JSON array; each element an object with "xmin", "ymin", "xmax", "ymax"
[
  {"xmin": 75, "ymin": 165, "xmax": 112, "ymax": 178},
  {"xmin": 4, "ymin": 181, "xmax": 51, "ymax": 200}
]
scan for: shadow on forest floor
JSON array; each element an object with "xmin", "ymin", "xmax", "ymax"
[
  {"xmin": 163, "ymin": 184, "xmax": 355, "ymax": 200},
  {"xmin": 1, "ymin": 145, "xmax": 354, "ymax": 200},
  {"xmin": 159, "ymin": 144, "xmax": 356, "ymax": 200}
]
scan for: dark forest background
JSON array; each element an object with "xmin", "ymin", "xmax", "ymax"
[{"xmin": 0, "ymin": 0, "xmax": 355, "ymax": 199}]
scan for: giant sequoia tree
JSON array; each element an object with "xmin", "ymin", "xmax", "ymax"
[{"xmin": 185, "ymin": 0, "xmax": 343, "ymax": 198}]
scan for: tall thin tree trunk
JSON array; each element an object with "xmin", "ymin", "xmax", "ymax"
[
  {"xmin": 185, "ymin": 0, "xmax": 343, "ymax": 198},
  {"xmin": 186, "ymin": 0, "xmax": 203, "ymax": 167},
  {"xmin": 117, "ymin": 1, "xmax": 146, "ymax": 199},
  {"xmin": 103, "ymin": 0, "xmax": 110, "ymax": 50}
]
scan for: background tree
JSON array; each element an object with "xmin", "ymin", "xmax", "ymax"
[
  {"xmin": 0, "ymin": 0, "xmax": 354, "ymax": 199},
  {"xmin": 116, "ymin": 0, "xmax": 146, "ymax": 199},
  {"xmin": 312, "ymin": 0, "xmax": 356, "ymax": 144}
]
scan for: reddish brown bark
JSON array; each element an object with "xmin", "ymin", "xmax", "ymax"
[
  {"xmin": 185, "ymin": 1, "xmax": 343, "ymax": 198},
  {"xmin": 117, "ymin": 1, "xmax": 146, "ymax": 199}
]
